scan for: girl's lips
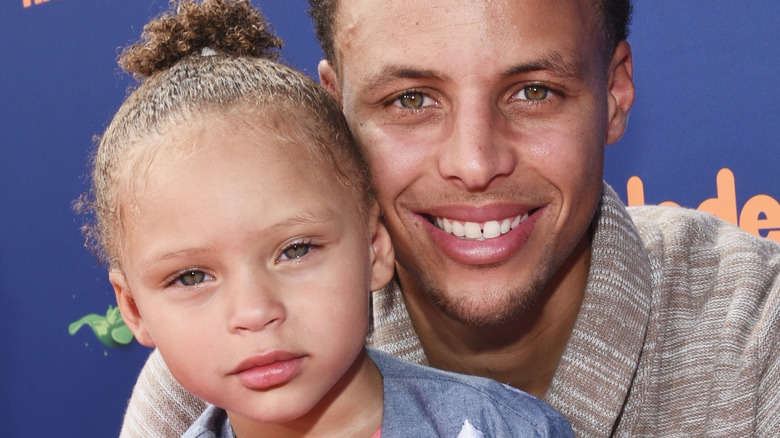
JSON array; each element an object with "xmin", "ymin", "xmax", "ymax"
[{"xmin": 232, "ymin": 352, "xmax": 305, "ymax": 390}]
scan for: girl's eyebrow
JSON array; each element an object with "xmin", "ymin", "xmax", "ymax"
[
  {"xmin": 257, "ymin": 210, "xmax": 340, "ymax": 238},
  {"xmin": 140, "ymin": 209, "xmax": 341, "ymax": 268}
]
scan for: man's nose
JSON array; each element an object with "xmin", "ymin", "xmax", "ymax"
[{"xmin": 437, "ymin": 99, "xmax": 517, "ymax": 191}]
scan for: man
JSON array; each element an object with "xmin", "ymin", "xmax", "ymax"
[{"xmin": 121, "ymin": 1, "xmax": 780, "ymax": 436}]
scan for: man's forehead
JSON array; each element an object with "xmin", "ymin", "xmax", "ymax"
[
  {"xmin": 331, "ymin": 0, "xmax": 602, "ymax": 78},
  {"xmin": 333, "ymin": 0, "xmax": 599, "ymax": 23},
  {"xmin": 332, "ymin": 0, "xmax": 600, "ymax": 46}
]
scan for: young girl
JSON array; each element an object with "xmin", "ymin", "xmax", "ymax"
[{"xmin": 80, "ymin": 0, "xmax": 573, "ymax": 436}]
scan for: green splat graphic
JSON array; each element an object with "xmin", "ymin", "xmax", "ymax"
[{"xmin": 69, "ymin": 305, "xmax": 134, "ymax": 347}]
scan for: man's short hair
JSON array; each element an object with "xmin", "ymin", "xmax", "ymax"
[
  {"xmin": 307, "ymin": 0, "xmax": 632, "ymax": 66},
  {"xmin": 599, "ymin": 0, "xmax": 632, "ymax": 56}
]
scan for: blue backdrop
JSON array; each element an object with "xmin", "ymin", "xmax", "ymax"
[{"xmin": 1, "ymin": 1, "xmax": 778, "ymax": 436}]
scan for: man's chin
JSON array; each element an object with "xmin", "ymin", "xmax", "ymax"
[{"xmin": 427, "ymin": 284, "xmax": 544, "ymax": 328}]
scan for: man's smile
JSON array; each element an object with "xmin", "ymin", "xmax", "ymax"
[{"xmin": 429, "ymin": 211, "xmax": 535, "ymax": 241}]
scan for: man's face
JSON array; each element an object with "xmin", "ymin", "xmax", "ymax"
[{"xmin": 323, "ymin": 0, "xmax": 633, "ymax": 325}]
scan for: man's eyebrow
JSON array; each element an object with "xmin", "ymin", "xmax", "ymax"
[
  {"xmin": 363, "ymin": 65, "xmax": 445, "ymax": 91},
  {"xmin": 362, "ymin": 53, "xmax": 586, "ymax": 92},
  {"xmin": 504, "ymin": 52, "xmax": 587, "ymax": 80}
]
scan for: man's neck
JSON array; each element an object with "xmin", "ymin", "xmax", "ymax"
[{"xmin": 400, "ymin": 235, "xmax": 591, "ymax": 398}]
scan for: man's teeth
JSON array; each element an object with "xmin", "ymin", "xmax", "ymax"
[{"xmin": 434, "ymin": 214, "xmax": 528, "ymax": 241}]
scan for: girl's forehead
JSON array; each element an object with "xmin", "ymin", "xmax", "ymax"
[
  {"xmin": 122, "ymin": 107, "xmax": 367, "ymax": 216},
  {"xmin": 129, "ymin": 126, "xmax": 352, "ymax": 212},
  {"xmin": 111, "ymin": 109, "xmax": 371, "ymax": 267}
]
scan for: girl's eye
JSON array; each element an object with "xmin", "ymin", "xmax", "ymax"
[
  {"xmin": 392, "ymin": 91, "xmax": 437, "ymax": 109},
  {"xmin": 514, "ymin": 85, "xmax": 551, "ymax": 101},
  {"xmin": 173, "ymin": 270, "xmax": 212, "ymax": 287},
  {"xmin": 280, "ymin": 243, "xmax": 312, "ymax": 261}
]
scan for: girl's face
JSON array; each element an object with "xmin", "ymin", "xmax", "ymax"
[{"xmin": 111, "ymin": 115, "xmax": 393, "ymax": 432}]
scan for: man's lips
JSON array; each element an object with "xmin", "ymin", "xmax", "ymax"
[
  {"xmin": 420, "ymin": 207, "xmax": 544, "ymax": 265},
  {"xmin": 430, "ymin": 211, "xmax": 533, "ymax": 241},
  {"xmin": 231, "ymin": 351, "xmax": 305, "ymax": 390}
]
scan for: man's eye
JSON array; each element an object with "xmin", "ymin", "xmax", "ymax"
[
  {"xmin": 392, "ymin": 91, "xmax": 435, "ymax": 109},
  {"xmin": 515, "ymin": 85, "xmax": 551, "ymax": 101},
  {"xmin": 280, "ymin": 243, "xmax": 311, "ymax": 261},
  {"xmin": 175, "ymin": 270, "xmax": 211, "ymax": 286}
]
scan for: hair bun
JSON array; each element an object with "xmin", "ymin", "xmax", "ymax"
[{"xmin": 119, "ymin": 0, "xmax": 283, "ymax": 79}]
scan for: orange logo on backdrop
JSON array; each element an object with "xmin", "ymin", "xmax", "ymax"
[
  {"xmin": 627, "ymin": 168, "xmax": 780, "ymax": 243},
  {"xmin": 23, "ymin": 0, "xmax": 52, "ymax": 7}
]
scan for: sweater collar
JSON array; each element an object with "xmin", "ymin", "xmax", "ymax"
[{"xmin": 543, "ymin": 183, "xmax": 653, "ymax": 437}]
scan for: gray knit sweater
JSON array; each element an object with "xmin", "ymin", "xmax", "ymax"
[{"xmin": 119, "ymin": 185, "xmax": 780, "ymax": 437}]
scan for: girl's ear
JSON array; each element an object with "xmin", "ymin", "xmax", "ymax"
[
  {"xmin": 109, "ymin": 270, "xmax": 155, "ymax": 347},
  {"xmin": 368, "ymin": 213, "xmax": 395, "ymax": 292}
]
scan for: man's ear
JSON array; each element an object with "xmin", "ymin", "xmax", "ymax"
[
  {"xmin": 605, "ymin": 41, "xmax": 635, "ymax": 145},
  {"xmin": 318, "ymin": 59, "xmax": 343, "ymax": 105},
  {"xmin": 109, "ymin": 270, "xmax": 155, "ymax": 347},
  {"xmin": 367, "ymin": 212, "xmax": 395, "ymax": 292}
]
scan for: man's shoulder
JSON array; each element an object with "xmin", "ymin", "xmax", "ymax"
[
  {"xmin": 627, "ymin": 203, "xmax": 780, "ymax": 262},
  {"xmin": 616, "ymin": 204, "xmax": 780, "ymax": 435},
  {"xmin": 626, "ymin": 203, "xmax": 780, "ymax": 303},
  {"xmin": 627, "ymin": 203, "xmax": 733, "ymax": 236},
  {"xmin": 624, "ymin": 203, "xmax": 780, "ymax": 347}
]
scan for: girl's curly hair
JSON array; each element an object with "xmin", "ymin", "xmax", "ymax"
[
  {"xmin": 120, "ymin": 0, "xmax": 282, "ymax": 79},
  {"xmin": 79, "ymin": 0, "xmax": 371, "ymax": 268}
]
